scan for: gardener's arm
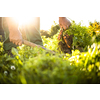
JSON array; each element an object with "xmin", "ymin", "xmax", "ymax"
[
  {"xmin": 59, "ymin": 17, "xmax": 71, "ymax": 30},
  {"xmin": 6, "ymin": 17, "xmax": 23, "ymax": 46}
]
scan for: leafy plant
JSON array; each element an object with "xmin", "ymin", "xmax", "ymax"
[
  {"xmin": 40, "ymin": 30, "xmax": 50, "ymax": 38},
  {"xmin": 89, "ymin": 21, "xmax": 100, "ymax": 43},
  {"xmin": 63, "ymin": 21, "xmax": 92, "ymax": 51},
  {"xmin": 48, "ymin": 21, "xmax": 60, "ymax": 38}
]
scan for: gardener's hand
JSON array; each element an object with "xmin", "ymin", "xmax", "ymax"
[
  {"xmin": 59, "ymin": 17, "xmax": 71, "ymax": 30},
  {"xmin": 9, "ymin": 29, "xmax": 23, "ymax": 46},
  {"xmin": 6, "ymin": 17, "xmax": 23, "ymax": 46}
]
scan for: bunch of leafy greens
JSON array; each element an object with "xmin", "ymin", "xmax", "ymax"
[{"xmin": 63, "ymin": 21, "xmax": 92, "ymax": 51}]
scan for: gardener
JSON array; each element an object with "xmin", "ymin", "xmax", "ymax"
[{"xmin": 0, "ymin": 17, "xmax": 71, "ymax": 54}]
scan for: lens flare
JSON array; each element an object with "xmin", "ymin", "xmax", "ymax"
[{"xmin": 13, "ymin": 17, "xmax": 35, "ymax": 25}]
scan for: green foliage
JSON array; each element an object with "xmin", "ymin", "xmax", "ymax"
[
  {"xmin": 40, "ymin": 21, "xmax": 60, "ymax": 38},
  {"xmin": 63, "ymin": 21, "xmax": 92, "ymax": 51},
  {"xmin": 0, "ymin": 41, "xmax": 100, "ymax": 84},
  {"xmin": 89, "ymin": 21, "xmax": 100, "ymax": 43},
  {"xmin": 68, "ymin": 43, "xmax": 100, "ymax": 83},
  {"xmin": 48, "ymin": 21, "xmax": 60, "ymax": 38},
  {"xmin": 42, "ymin": 32, "xmax": 59, "ymax": 52},
  {"xmin": 40, "ymin": 30, "xmax": 50, "ymax": 38}
]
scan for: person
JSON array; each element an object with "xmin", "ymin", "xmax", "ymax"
[
  {"xmin": 0, "ymin": 17, "xmax": 5, "ymax": 41},
  {"xmin": 2, "ymin": 17, "xmax": 43, "ymax": 52},
  {"xmin": 0, "ymin": 17, "xmax": 71, "ymax": 54}
]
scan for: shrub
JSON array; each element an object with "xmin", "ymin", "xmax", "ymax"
[
  {"xmin": 0, "ymin": 41, "xmax": 100, "ymax": 84},
  {"xmin": 40, "ymin": 30, "xmax": 50, "ymax": 38},
  {"xmin": 48, "ymin": 21, "xmax": 60, "ymax": 38}
]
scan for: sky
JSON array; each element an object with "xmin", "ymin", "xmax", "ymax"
[
  {"xmin": 40, "ymin": 0, "xmax": 100, "ymax": 30},
  {"xmin": 40, "ymin": 17, "xmax": 59, "ymax": 30}
]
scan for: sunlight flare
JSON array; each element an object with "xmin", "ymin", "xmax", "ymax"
[{"xmin": 13, "ymin": 17, "xmax": 36, "ymax": 25}]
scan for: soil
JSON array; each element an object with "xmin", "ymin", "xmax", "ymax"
[{"xmin": 58, "ymin": 32, "xmax": 74, "ymax": 54}]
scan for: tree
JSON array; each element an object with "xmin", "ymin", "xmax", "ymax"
[
  {"xmin": 48, "ymin": 21, "xmax": 60, "ymax": 38},
  {"xmin": 40, "ymin": 30, "xmax": 50, "ymax": 38}
]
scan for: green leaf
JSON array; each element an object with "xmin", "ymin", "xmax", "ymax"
[
  {"xmin": 11, "ymin": 47, "xmax": 18, "ymax": 55},
  {"xmin": 6, "ymin": 57, "xmax": 15, "ymax": 61}
]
